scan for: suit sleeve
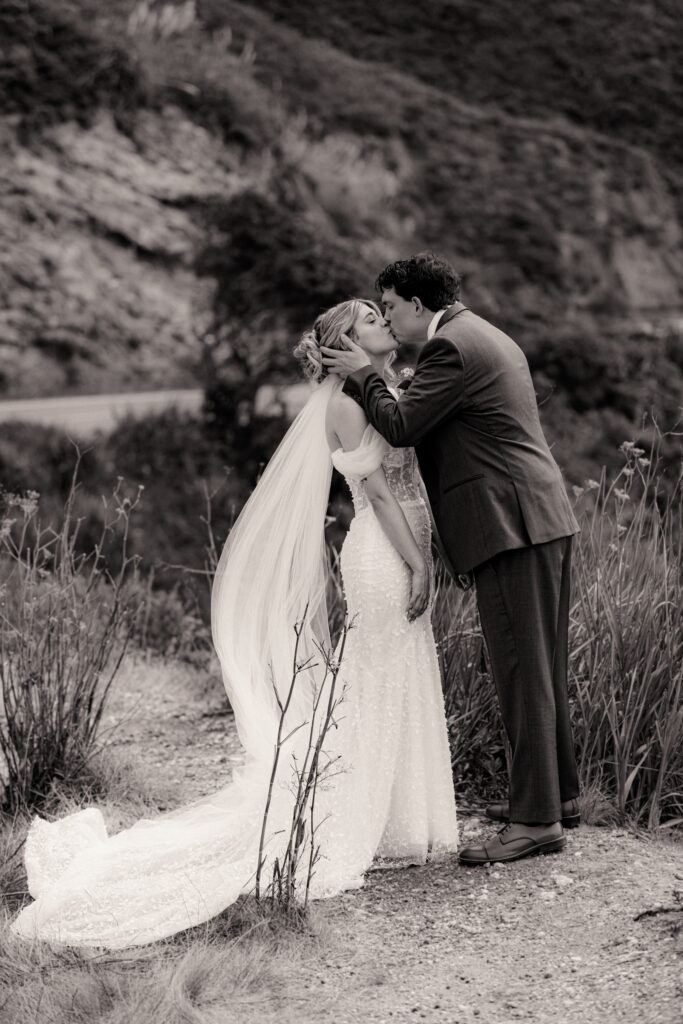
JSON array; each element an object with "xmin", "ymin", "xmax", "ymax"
[{"xmin": 342, "ymin": 337, "xmax": 465, "ymax": 447}]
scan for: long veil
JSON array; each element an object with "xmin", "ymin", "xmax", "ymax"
[
  {"xmin": 11, "ymin": 376, "xmax": 345, "ymax": 948},
  {"xmin": 10, "ymin": 370, "xmax": 461, "ymax": 951},
  {"xmin": 211, "ymin": 374, "xmax": 342, "ymax": 762}
]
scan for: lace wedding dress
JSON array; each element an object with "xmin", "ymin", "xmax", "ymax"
[{"xmin": 11, "ymin": 381, "xmax": 457, "ymax": 950}]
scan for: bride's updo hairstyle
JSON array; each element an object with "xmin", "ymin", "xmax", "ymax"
[{"xmin": 294, "ymin": 299, "xmax": 384, "ymax": 383}]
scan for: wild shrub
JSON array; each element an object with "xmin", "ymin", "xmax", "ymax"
[
  {"xmin": 0, "ymin": 469, "xmax": 142, "ymax": 813},
  {"xmin": 0, "ymin": 0, "xmax": 145, "ymax": 133},
  {"xmin": 129, "ymin": 575, "xmax": 211, "ymax": 662}
]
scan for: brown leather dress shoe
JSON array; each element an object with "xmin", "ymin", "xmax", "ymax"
[
  {"xmin": 459, "ymin": 821, "xmax": 566, "ymax": 865},
  {"xmin": 485, "ymin": 797, "xmax": 580, "ymax": 829}
]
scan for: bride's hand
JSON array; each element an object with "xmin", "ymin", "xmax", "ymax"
[{"xmin": 407, "ymin": 563, "xmax": 430, "ymax": 622}]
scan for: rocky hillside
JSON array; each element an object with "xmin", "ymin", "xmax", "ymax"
[{"xmin": 1, "ymin": 0, "xmax": 682, "ymax": 475}]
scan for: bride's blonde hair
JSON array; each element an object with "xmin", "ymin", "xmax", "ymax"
[{"xmin": 294, "ymin": 298, "xmax": 389, "ymax": 383}]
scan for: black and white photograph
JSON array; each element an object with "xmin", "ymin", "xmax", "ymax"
[{"xmin": 1, "ymin": 1, "xmax": 682, "ymax": 1021}]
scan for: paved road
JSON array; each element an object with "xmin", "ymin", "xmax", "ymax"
[
  {"xmin": 0, "ymin": 389, "xmax": 205, "ymax": 436},
  {"xmin": 0, "ymin": 384, "xmax": 312, "ymax": 437}
]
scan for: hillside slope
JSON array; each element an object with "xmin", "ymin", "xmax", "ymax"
[{"xmin": 1, "ymin": 0, "xmax": 681, "ymax": 476}]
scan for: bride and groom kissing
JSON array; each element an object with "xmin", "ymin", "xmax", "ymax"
[{"xmin": 11, "ymin": 252, "xmax": 580, "ymax": 951}]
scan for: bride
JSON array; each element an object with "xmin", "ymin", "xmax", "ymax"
[{"xmin": 10, "ymin": 299, "xmax": 457, "ymax": 950}]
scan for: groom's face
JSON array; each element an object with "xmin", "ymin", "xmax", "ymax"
[{"xmin": 381, "ymin": 288, "xmax": 429, "ymax": 348}]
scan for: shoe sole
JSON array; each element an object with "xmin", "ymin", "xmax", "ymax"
[
  {"xmin": 459, "ymin": 835, "xmax": 567, "ymax": 866},
  {"xmin": 485, "ymin": 811, "xmax": 581, "ymax": 830}
]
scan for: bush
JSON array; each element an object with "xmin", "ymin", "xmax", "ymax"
[
  {"xmin": 129, "ymin": 576, "xmax": 211, "ymax": 663},
  {"xmin": 0, "ymin": 472, "xmax": 142, "ymax": 813},
  {"xmin": 196, "ymin": 191, "xmax": 371, "ymax": 334},
  {"xmin": 0, "ymin": 0, "xmax": 145, "ymax": 133}
]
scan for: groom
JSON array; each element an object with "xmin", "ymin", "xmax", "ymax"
[{"xmin": 322, "ymin": 252, "xmax": 580, "ymax": 865}]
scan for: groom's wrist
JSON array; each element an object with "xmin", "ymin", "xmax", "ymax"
[
  {"xmin": 342, "ymin": 364, "xmax": 374, "ymax": 399},
  {"xmin": 348, "ymin": 364, "xmax": 376, "ymax": 386}
]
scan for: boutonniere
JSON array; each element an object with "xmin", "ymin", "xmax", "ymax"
[{"xmin": 397, "ymin": 367, "xmax": 414, "ymax": 391}]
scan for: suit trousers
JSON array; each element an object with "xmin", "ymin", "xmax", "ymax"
[{"xmin": 473, "ymin": 536, "xmax": 580, "ymax": 823}]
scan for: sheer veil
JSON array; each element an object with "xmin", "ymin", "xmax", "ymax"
[{"xmin": 211, "ymin": 374, "xmax": 342, "ymax": 762}]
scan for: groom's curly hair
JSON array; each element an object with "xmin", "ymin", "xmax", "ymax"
[{"xmin": 375, "ymin": 252, "xmax": 461, "ymax": 311}]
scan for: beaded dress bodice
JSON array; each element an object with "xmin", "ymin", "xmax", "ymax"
[{"xmin": 342, "ymin": 443, "xmax": 423, "ymax": 515}]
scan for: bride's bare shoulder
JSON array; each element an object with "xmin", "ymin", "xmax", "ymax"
[
  {"xmin": 327, "ymin": 390, "xmax": 367, "ymax": 426},
  {"xmin": 326, "ymin": 390, "xmax": 368, "ymax": 450}
]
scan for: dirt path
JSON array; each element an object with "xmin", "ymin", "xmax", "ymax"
[{"xmin": 105, "ymin": 656, "xmax": 683, "ymax": 1024}]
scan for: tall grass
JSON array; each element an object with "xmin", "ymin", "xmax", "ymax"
[
  {"xmin": 431, "ymin": 571, "xmax": 508, "ymax": 803},
  {"xmin": 431, "ymin": 441, "xmax": 683, "ymax": 828},
  {"xmin": 0, "ymin": 467, "xmax": 142, "ymax": 813},
  {"xmin": 570, "ymin": 443, "xmax": 683, "ymax": 828}
]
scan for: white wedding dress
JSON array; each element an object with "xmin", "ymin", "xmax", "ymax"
[{"xmin": 11, "ymin": 380, "xmax": 457, "ymax": 950}]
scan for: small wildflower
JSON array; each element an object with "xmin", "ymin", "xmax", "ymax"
[
  {"xmin": 622, "ymin": 467, "xmax": 634, "ymax": 478},
  {"xmin": 586, "ymin": 479, "xmax": 600, "ymax": 491},
  {"xmin": 572, "ymin": 485, "xmax": 584, "ymax": 499},
  {"xmin": 0, "ymin": 518, "xmax": 16, "ymax": 539},
  {"xmin": 617, "ymin": 524, "xmax": 627, "ymax": 535},
  {"xmin": 620, "ymin": 441, "xmax": 635, "ymax": 452},
  {"xmin": 638, "ymin": 457, "xmax": 650, "ymax": 468},
  {"xmin": 614, "ymin": 488, "xmax": 630, "ymax": 502}
]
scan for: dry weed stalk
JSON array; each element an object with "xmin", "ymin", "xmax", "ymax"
[{"xmin": 255, "ymin": 611, "xmax": 350, "ymax": 921}]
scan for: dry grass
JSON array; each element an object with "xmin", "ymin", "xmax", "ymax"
[
  {"xmin": 0, "ymin": 745, "xmax": 334, "ymax": 1024},
  {"xmin": 0, "ymin": 896, "xmax": 324, "ymax": 1024}
]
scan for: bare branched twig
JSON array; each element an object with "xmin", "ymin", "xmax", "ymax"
[{"xmin": 254, "ymin": 610, "xmax": 351, "ymax": 922}]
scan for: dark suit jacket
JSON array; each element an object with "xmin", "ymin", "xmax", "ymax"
[{"xmin": 343, "ymin": 303, "xmax": 579, "ymax": 574}]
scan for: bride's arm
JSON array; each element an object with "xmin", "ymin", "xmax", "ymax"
[{"xmin": 330, "ymin": 394, "xmax": 430, "ymax": 622}]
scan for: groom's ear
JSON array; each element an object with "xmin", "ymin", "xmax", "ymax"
[{"xmin": 411, "ymin": 296, "xmax": 424, "ymax": 316}]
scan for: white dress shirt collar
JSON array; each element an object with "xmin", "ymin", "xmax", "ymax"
[{"xmin": 427, "ymin": 308, "xmax": 448, "ymax": 340}]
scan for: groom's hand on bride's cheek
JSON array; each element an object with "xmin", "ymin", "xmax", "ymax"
[{"xmin": 321, "ymin": 338, "xmax": 371, "ymax": 376}]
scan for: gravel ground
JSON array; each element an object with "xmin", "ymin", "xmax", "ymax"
[{"xmin": 105, "ymin": 655, "xmax": 683, "ymax": 1024}]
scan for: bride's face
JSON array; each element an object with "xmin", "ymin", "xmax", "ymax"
[{"xmin": 352, "ymin": 305, "xmax": 398, "ymax": 359}]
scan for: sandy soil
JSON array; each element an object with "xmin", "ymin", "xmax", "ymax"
[{"xmin": 104, "ymin": 656, "xmax": 683, "ymax": 1024}]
